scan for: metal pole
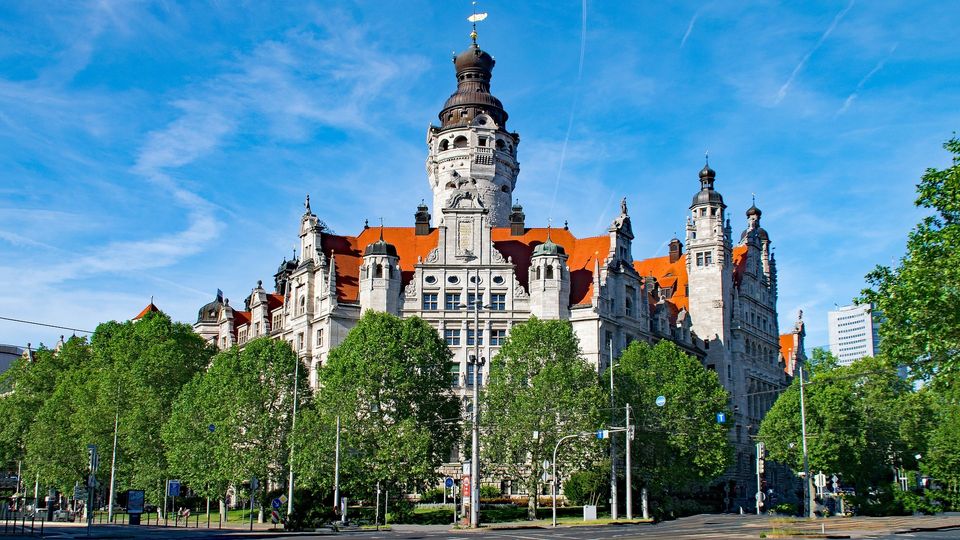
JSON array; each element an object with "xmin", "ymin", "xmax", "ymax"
[
  {"xmin": 374, "ymin": 481, "xmax": 380, "ymax": 529},
  {"xmin": 33, "ymin": 472, "xmax": 38, "ymax": 512},
  {"xmin": 625, "ymin": 404, "xmax": 632, "ymax": 519},
  {"xmin": 552, "ymin": 433, "xmax": 582, "ymax": 527},
  {"xmin": 470, "ymin": 268, "xmax": 481, "ymax": 528},
  {"xmin": 163, "ymin": 479, "xmax": 168, "ymax": 526},
  {"xmin": 609, "ymin": 337, "xmax": 617, "ymax": 520},
  {"xmin": 334, "ymin": 415, "xmax": 341, "ymax": 521},
  {"xmin": 756, "ymin": 443, "xmax": 762, "ymax": 515},
  {"xmin": 287, "ymin": 356, "xmax": 300, "ymax": 519},
  {"xmin": 107, "ymin": 410, "xmax": 119, "ymax": 523},
  {"xmin": 15, "ymin": 461, "xmax": 21, "ymax": 512},
  {"xmin": 799, "ymin": 366, "xmax": 813, "ymax": 518},
  {"xmin": 248, "ymin": 486, "xmax": 254, "ymax": 531}
]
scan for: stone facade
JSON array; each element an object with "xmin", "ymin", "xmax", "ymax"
[{"xmin": 193, "ymin": 35, "xmax": 807, "ymax": 509}]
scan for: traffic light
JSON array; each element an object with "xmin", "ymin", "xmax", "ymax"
[
  {"xmin": 757, "ymin": 442, "xmax": 766, "ymax": 474},
  {"xmin": 87, "ymin": 445, "xmax": 98, "ymax": 473}
]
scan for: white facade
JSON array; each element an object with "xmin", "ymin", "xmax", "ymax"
[
  {"xmin": 192, "ymin": 35, "xmax": 805, "ymax": 508},
  {"xmin": 828, "ymin": 303, "xmax": 880, "ymax": 365}
]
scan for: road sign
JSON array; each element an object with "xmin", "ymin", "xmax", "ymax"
[
  {"xmin": 270, "ymin": 510, "xmax": 279, "ymax": 524},
  {"xmin": 655, "ymin": 396, "xmax": 666, "ymax": 407},
  {"xmin": 755, "ymin": 491, "xmax": 766, "ymax": 501},
  {"xmin": 74, "ymin": 486, "xmax": 88, "ymax": 500},
  {"xmin": 251, "ymin": 477, "xmax": 259, "ymax": 490},
  {"xmin": 167, "ymin": 479, "xmax": 181, "ymax": 497},
  {"xmin": 596, "ymin": 429, "xmax": 609, "ymax": 439},
  {"xmin": 445, "ymin": 477, "xmax": 454, "ymax": 488},
  {"xmin": 272, "ymin": 498, "xmax": 282, "ymax": 510},
  {"xmin": 208, "ymin": 424, "xmax": 216, "ymax": 433},
  {"xmin": 542, "ymin": 459, "xmax": 550, "ymax": 470},
  {"xmin": 716, "ymin": 412, "xmax": 726, "ymax": 424},
  {"xmin": 814, "ymin": 473, "xmax": 827, "ymax": 488},
  {"xmin": 279, "ymin": 494, "xmax": 287, "ymax": 504}
]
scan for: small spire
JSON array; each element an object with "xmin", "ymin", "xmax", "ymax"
[
  {"xmin": 620, "ymin": 197, "xmax": 628, "ymax": 215},
  {"xmin": 379, "ymin": 217, "xmax": 384, "ymax": 241},
  {"xmin": 564, "ymin": 220, "xmax": 569, "ymax": 230},
  {"xmin": 546, "ymin": 218, "xmax": 553, "ymax": 241},
  {"xmin": 304, "ymin": 194, "xmax": 311, "ymax": 214},
  {"xmin": 705, "ymin": 150, "xmax": 709, "ymax": 166},
  {"xmin": 364, "ymin": 218, "xmax": 369, "ymax": 229}
]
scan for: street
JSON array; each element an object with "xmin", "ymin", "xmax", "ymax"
[{"xmin": 17, "ymin": 513, "xmax": 960, "ymax": 540}]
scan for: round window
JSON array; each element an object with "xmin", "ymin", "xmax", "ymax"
[
  {"xmin": 492, "ymin": 275, "xmax": 505, "ymax": 285},
  {"xmin": 447, "ymin": 275, "xmax": 460, "ymax": 284},
  {"xmin": 425, "ymin": 275, "xmax": 437, "ymax": 285},
  {"xmin": 469, "ymin": 275, "xmax": 482, "ymax": 284}
]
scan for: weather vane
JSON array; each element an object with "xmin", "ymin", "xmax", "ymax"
[{"xmin": 468, "ymin": 1, "xmax": 488, "ymax": 44}]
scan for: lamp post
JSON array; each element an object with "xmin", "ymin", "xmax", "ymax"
[
  {"xmin": 460, "ymin": 268, "xmax": 489, "ymax": 528},
  {"xmin": 607, "ymin": 337, "xmax": 618, "ymax": 521},
  {"xmin": 287, "ymin": 355, "xmax": 300, "ymax": 520},
  {"xmin": 798, "ymin": 365, "xmax": 813, "ymax": 518}
]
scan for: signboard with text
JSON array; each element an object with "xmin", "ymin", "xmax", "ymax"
[{"xmin": 127, "ymin": 490, "xmax": 145, "ymax": 514}]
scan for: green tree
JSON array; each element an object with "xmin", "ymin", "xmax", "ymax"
[
  {"xmin": 758, "ymin": 355, "xmax": 927, "ymax": 491},
  {"xmin": 163, "ymin": 337, "xmax": 304, "ymax": 515},
  {"xmin": 861, "ymin": 137, "xmax": 960, "ymax": 382},
  {"xmin": 294, "ymin": 312, "xmax": 460, "ymax": 502},
  {"xmin": 924, "ymin": 377, "xmax": 960, "ymax": 490},
  {"xmin": 613, "ymin": 340, "xmax": 732, "ymax": 497},
  {"xmin": 482, "ymin": 317, "xmax": 604, "ymax": 519}
]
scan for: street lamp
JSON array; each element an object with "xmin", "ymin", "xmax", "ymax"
[{"xmin": 459, "ymin": 268, "xmax": 490, "ymax": 528}]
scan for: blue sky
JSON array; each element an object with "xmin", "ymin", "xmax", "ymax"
[{"xmin": 1, "ymin": 1, "xmax": 958, "ymax": 353}]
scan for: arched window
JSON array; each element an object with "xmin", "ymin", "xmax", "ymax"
[
  {"xmin": 374, "ymin": 264, "xmax": 383, "ymax": 278},
  {"xmin": 453, "ymin": 136, "xmax": 468, "ymax": 148},
  {"xmin": 501, "ymin": 185, "xmax": 509, "ymax": 193},
  {"xmin": 545, "ymin": 265, "xmax": 554, "ymax": 280},
  {"xmin": 534, "ymin": 266, "xmax": 541, "ymax": 280},
  {"xmin": 439, "ymin": 139, "xmax": 449, "ymax": 151},
  {"xmin": 496, "ymin": 139, "xmax": 506, "ymax": 151}
]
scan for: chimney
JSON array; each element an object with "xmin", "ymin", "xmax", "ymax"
[
  {"xmin": 415, "ymin": 201, "xmax": 431, "ymax": 236},
  {"xmin": 509, "ymin": 203, "xmax": 525, "ymax": 236},
  {"xmin": 669, "ymin": 238, "xmax": 683, "ymax": 263}
]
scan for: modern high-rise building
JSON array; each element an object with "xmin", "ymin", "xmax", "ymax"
[{"xmin": 828, "ymin": 303, "xmax": 881, "ymax": 365}]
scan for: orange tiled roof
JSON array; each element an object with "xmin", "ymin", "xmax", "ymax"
[
  {"xmin": 320, "ymin": 228, "xmax": 440, "ymax": 303},
  {"xmin": 267, "ymin": 294, "xmax": 284, "ymax": 311},
  {"xmin": 134, "ymin": 302, "xmax": 160, "ymax": 320},
  {"xmin": 780, "ymin": 333, "xmax": 795, "ymax": 363},
  {"xmin": 732, "ymin": 245, "xmax": 748, "ymax": 288},
  {"xmin": 491, "ymin": 227, "xmax": 609, "ymax": 306},
  {"xmin": 634, "ymin": 254, "xmax": 690, "ymax": 311}
]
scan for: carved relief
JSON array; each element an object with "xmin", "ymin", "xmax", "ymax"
[
  {"xmin": 491, "ymin": 247, "xmax": 507, "ymax": 264},
  {"xmin": 404, "ymin": 280, "xmax": 417, "ymax": 299},
  {"xmin": 426, "ymin": 248, "xmax": 440, "ymax": 264},
  {"xmin": 514, "ymin": 284, "xmax": 529, "ymax": 299}
]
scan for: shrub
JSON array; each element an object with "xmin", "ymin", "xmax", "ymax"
[
  {"xmin": 418, "ymin": 488, "xmax": 445, "ymax": 504},
  {"xmin": 480, "ymin": 485, "xmax": 501, "ymax": 500}
]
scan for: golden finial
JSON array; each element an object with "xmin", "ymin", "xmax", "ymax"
[{"xmin": 467, "ymin": 1, "xmax": 487, "ymax": 45}]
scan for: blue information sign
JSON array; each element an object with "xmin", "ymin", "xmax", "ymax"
[
  {"xmin": 271, "ymin": 498, "xmax": 282, "ymax": 509},
  {"xmin": 716, "ymin": 412, "xmax": 726, "ymax": 424},
  {"xmin": 167, "ymin": 480, "xmax": 181, "ymax": 497},
  {"xmin": 444, "ymin": 477, "xmax": 454, "ymax": 488}
]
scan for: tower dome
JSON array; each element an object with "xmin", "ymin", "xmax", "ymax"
[
  {"xmin": 692, "ymin": 160, "xmax": 724, "ymax": 207},
  {"xmin": 439, "ymin": 40, "xmax": 508, "ymax": 130}
]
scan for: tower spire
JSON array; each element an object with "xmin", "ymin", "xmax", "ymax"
[{"xmin": 467, "ymin": 2, "xmax": 487, "ymax": 44}]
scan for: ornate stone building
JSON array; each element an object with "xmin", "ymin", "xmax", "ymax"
[{"xmin": 194, "ymin": 34, "xmax": 806, "ymax": 509}]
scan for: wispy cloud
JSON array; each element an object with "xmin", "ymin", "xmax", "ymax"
[
  {"xmin": 680, "ymin": 9, "xmax": 701, "ymax": 49},
  {"xmin": 774, "ymin": 0, "xmax": 856, "ymax": 105},
  {"xmin": 836, "ymin": 44, "xmax": 898, "ymax": 116}
]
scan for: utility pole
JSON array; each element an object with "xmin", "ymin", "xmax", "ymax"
[
  {"xmin": 799, "ymin": 365, "xmax": 813, "ymax": 518},
  {"xmin": 334, "ymin": 415, "xmax": 341, "ymax": 522},
  {"xmin": 608, "ymin": 337, "xmax": 617, "ymax": 520},
  {"xmin": 625, "ymin": 404, "xmax": 632, "ymax": 519},
  {"xmin": 107, "ymin": 411, "xmax": 119, "ymax": 523},
  {"xmin": 470, "ymin": 267, "xmax": 482, "ymax": 528},
  {"xmin": 287, "ymin": 355, "xmax": 300, "ymax": 520},
  {"xmin": 756, "ymin": 441, "xmax": 765, "ymax": 515}
]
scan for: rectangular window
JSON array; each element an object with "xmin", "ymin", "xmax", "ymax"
[
  {"xmin": 316, "ymin": 328, "xmax": 323, "ymax": 347},
  {"xmin": 696, "ymin": 252, "xmax": 704, "ymax": 266},
  {"xmin": 490, "ymin": 329, "xmax": 506, "ymax": 346},
  {"xmin": 445, "ymin": 293, "xmax": 461, "ymax": 311},
  {"xmin": 444, "ymin": 329, "xmax": 461, "ymax": 346},
  {"xmin": 238, "ymin": 329, "xmax": 247, "ymax": 343},
  {"xmin": 272, "ymin": 313, "xmax": 282, "ymax": 331},
  {"xmin": 467, "ymin": 328, "xmax": 484, "ymax": 346},
  {"xmin": 448, "ymin": 363, "xmax": 461, "ymax": 387},
  {"xmin": 423, "ymin": 293, "xmax": 438, "ymax": 311},
  {"xmin": 490, "ymin": 293, "xmax": 506, "ymax": 311},
  {"xmin": 704, "ymin": 251, "xmax": 713, "ymax": 265},
  {"xmin": 468, "ymin": 364, "xmax": 483, "ymax": 386},
  {"xmin": 297, "ymin": 332, "xmax": 304, "ymax": 351},
  {"xmin": 467, "ymin": 293, "xmax": 483, "ymax": 309}
]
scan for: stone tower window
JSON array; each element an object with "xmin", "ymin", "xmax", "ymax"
[
  {"xmin": 496, "ymin": 139, "xmax": 505, "ymax": 151},
  {"xmin": 374, "ymin": 264, "xmax": 383, "ymax": 278},
  {"xmin": 439, "ymin": 139, "xmax": 449, "ymax": 151},
  {"xmin": 454, "ymin": 136, "xmax": 468, "ymax": 148},
  {"xmin": 545, "ymin": 265, "xmax": 554, "ymax": 280}
]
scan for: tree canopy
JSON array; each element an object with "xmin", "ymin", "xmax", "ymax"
[
  {"xmin": 483, "ymin": 317, "xmax": 605, "ymax": 519},
  {"xmin": 613, "ymin": 340, "xmax": 732, "ymax": 494},
  {"xmin": 758, "ymin": 354, "xmax": 927, "ymax": 490},
  {"xmin": 861, "ymin": 137, "xmax": 960, "ymax": 382},
  {"xmin": 294, "ymin": 311, "xmax": 461, "ymax": 501}
]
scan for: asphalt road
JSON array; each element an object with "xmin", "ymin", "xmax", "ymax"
[{"xmin": 18, "ymin": 513, "xmax": 960, "ymax": 540}]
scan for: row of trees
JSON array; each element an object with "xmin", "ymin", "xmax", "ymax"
[
  {"xmin": 758, "ymin": 137, "xmax": 960, "ymax": 511},
  {"xmin": 0, "ymin": 309, "xmax": 733, "ymax": 521}
]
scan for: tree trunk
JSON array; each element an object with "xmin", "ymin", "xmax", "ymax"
[
  {"xmin": 527, "ymin": 479, "xmax": 538, "ymax": 520},
  {"xmin": 219, "ymin": 499, "xmax": 227, "ymax": 522}
]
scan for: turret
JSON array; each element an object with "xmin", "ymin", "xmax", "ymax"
[
  {"xmin": 529, "ymin": 228, "xmax": 570, "ymax": 319},
  {"xmin": 359, "ymin": 228, "xmax": 402, "ymax": 315}
]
